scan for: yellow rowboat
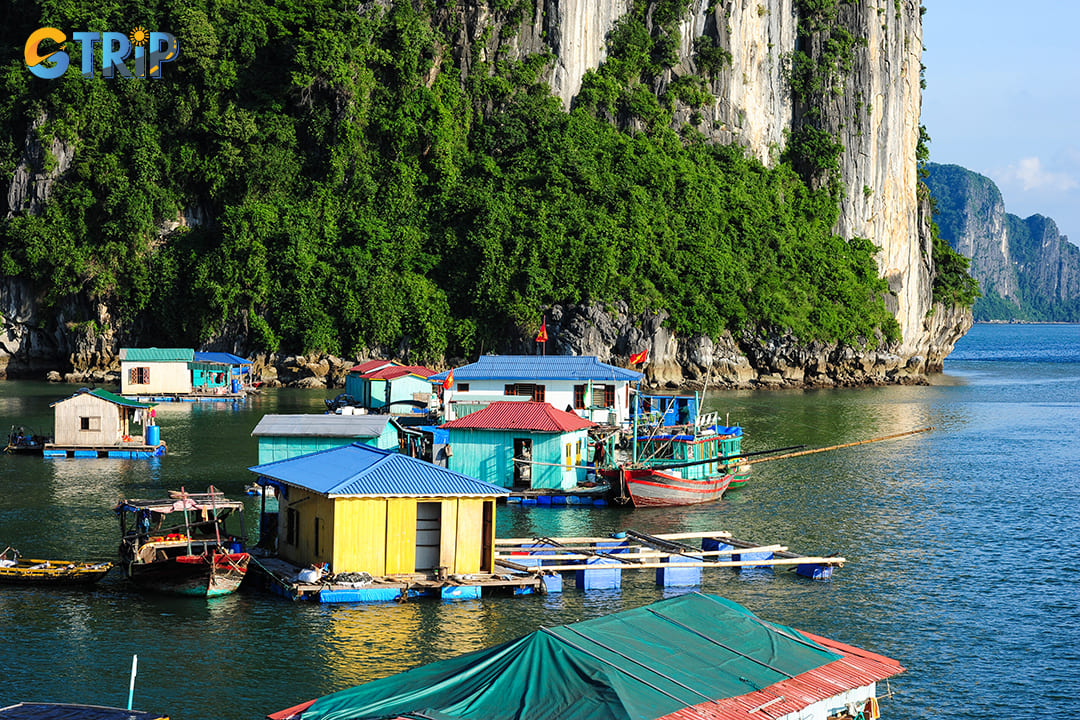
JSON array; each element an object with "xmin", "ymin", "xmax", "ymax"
[{"xmin": 0, "ymin": 548, "xmax": 112, "ymax": 586}]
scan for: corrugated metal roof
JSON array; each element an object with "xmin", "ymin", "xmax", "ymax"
[
  {"xmin": 429, "ymin": 355, "xmax": 643, "ymax": 383},
  {"xmin": 656, "ymin": 632, "xmax": 905, "ymax": 720},
  {"xmin": 441, "ymin": 401, "xmax": 595, "ymax": 432},
  {"xmin": 193, "ymin": 351, "xmax": 252, "ymax": 365},
  {"xmin": 50, "ymin": 388, "xmax": 156, "ymax": 409},
  {"xmin": 122, "ymin": 347, "xmax": 194, "ymax": 362},
  {"xmin": 349, "ymin": 359, "xmax": 397, "ymax": 373},
  {"xmin": 358, "ymin": 365, "xmax": 436, "ymax": 380},
  {"xmin": 249, "ymin": 443, "xmax": 508, "ymax": 497},
  {"xmin": 251, "ymin": 414, "xmax": 391, "ymax": 438}
]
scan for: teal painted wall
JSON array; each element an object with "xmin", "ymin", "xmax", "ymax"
[
  {"xmin": 344, "ymin": 375, "xmax": 431, "ymax": 413},
  {"xmin": 445, "ymin": 427, "xmax": 589, "ymax": 490},
  {"xmin": 257, "ymin": 425, "xmax": 398, "ymax": 464}
]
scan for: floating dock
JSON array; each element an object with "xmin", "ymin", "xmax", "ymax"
[
  {"xmin": 247, "ymin": 557, "xmax": 551, "ymax": 603},
  {"xmin": 43, "ymin": 443, "xmax": 166, "ymax": 459},
  {"xmin": 125, "ymin": 394, "xmax": 245, "ymax": 403},
  {"xmin": 505, "ymin": 483, "xmax": 612, "ymax": 506},
  {"xmin": 249, "ymin": 528, "xmax": 841, "ymax": 604}
]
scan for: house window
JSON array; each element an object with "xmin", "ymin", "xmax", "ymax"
[
  {"xmin": 602, "ymin": 384, "xmax": 616, "ymax": 407},
  {"xmin": 286, "ymin": 507, "xmax": 299, "ymax": 546},
  {"xmin": 565, "ymin": 442, "xmax": 572, "ymax": 470},
  {"xmin": 573, "ymin": 385, "xmax": 587, "ymax": 409},
  {"xmin": 504, "ymin": 383, "xmax": 546, "ymax": 402},
  {"xmin": 79, "ymin": 416, "xmax": 101, "ymax": 432},
  {"xmin": 129, "ymin": 367, "xmax": 150, "ymax": 385},
  {"xmin": 575, "ymin": 439, "xmax": 582, "ymax": 465},
  {"xmin": 457, "ymin": 383, "xmax": 469, "ymax": 392}
]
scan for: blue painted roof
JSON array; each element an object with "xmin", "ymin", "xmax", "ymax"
[
  {"xmin": 429, "ymin": 355, "xmax": 643, "ymax": 383},
  {"xmin": 194, "ymin": 351, "xmax": 252, "ymax": 366},
  {"xmin": 249, "ymin": 443, "xmax": 508, "ymax": 498}
]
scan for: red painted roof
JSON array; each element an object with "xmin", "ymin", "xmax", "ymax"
[
  {"xmin": 349, "ymin": 359, "xmax": 395, "ymax": 373},
  {"xmin": 441, "ymin": 401, "xmax": 596, "ymax": 432},
  {"xmin": 654, "ymin": 631, "xmax": 905, "ymax": 720},
  {"xmin": 347, "ymin": 361, "xmax": 437, "ymax": 380}
]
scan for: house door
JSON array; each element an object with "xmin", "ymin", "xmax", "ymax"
[
  {"xmin": 480, "ymin": 501, "xmax": 494, "ymax": 573},
  {"xmin": 513, "ymin": 438, "xmax": 533, "ymax": 489},
  {"xmin": 415, "ymin": 502, "xmax": 442, "ymax": 573}
]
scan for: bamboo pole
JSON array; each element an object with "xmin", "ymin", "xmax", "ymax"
[
  {"xmin": 494, "ymin": 531, "xmax": 732, "ymax": 545},
  {"xmin": 494, "ymin": 545, "xmax": 788, "ymax": 562},
  {"xmin": 743, "ymin": 427, "xmax": 934, "ymax": 466},
  {"xmin": 494, "ymin": 555, "xmax": 845, "ymax": 573}
]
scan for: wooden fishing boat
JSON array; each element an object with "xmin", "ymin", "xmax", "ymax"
[
  {"xmin": 4, "ymin": 425, "xmax": 52, "ymax": 455},
  {"xmin": 115, "ymin": 488, "xmax": 250, "ymax": 598},
  {"xmin": 603, "ymin": 416, "xmax": 742, "ymax": 507},
  {"xmin": 0, "ymin": 548, "xmax": 112, "ymax": 585},
  {"xmin": 0, "ymin": 703, "xmax": 168, "ymax": 719}
]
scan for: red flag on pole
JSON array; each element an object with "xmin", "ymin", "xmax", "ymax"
[
  {"xmin": 629, "ymin": 349, "xmax": 649, "ymax": 364},
  {"xmin": 535, "ymin": 320, "xmax": 548, "ymax": 343},
  {"xmin": 442, "ymin": 368, "xmax": 454, "ymax": 390}
]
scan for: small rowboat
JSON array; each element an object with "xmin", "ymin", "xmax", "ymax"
[{"xmin": 0, "ymin": 548, "xmax": 112, "ymax": 586}]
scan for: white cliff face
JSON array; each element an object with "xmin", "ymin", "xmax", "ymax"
[
  {"xmin": 826, "ymin": 0, "xmax": 930, "ymax": 358},
  {"xmin": 547, "ymin": 0, "xmax": 634, "ymax": 106}
]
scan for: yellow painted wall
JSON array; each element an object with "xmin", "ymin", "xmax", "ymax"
[
  {"xmin": 384, "ymin": 498, "xmax": 417, "ymax": 574},
  {"xmin": 331, "ymin": 497, "xmax": 388, "ymax": 574},
  {"xmin": 277, "ymin": 490, "xmax": 499, "ymax": 576}
]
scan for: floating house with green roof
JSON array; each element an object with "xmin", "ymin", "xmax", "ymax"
[
  {"xmin": 45, "ymin": 388, "xmax": 165, "ymax": 458},
  {"xmin": 120, "ymin": 347, "xmax": 243, "ymax": 399}
]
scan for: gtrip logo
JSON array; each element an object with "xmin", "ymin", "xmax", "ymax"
[{"xmin": 25, "ymin": 26, "xmax": 179, "ymax": 79}]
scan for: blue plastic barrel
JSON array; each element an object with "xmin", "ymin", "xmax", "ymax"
[
  {"xmin": 146, "ymin": 425, "xmax": 161, "ymax": 446},
  {"xmin": 231, "ymin": 379, "xmax": 240, "ymax": 393}
]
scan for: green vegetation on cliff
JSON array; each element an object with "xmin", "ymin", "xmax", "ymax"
[{"xmin": 1, "ymin": 0, "xmax": 904, "ymax": 361}]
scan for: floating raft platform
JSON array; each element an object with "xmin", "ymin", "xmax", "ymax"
[
  {"xmin": 494, "ymin": 529, "xmax": 845, "ymax": 588},
  {"xmin": 248, "ymin": 528, "xmax": 840, "ymax": 604},
  {"xmin": 505, "ymin": 482, "xmax": 612, "ymax": 506},
  {"xmin": 247, "ymin": 557, "xmax": 550, "ymax": 604},
  {"xmin": 43, "ymin": 443, "xmax": 166, "ymax": 459}
]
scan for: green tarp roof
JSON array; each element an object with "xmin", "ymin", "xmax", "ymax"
[
  {"xmin": 123, "ymin": 347, "xmax": 194, "ymax": 362},
  {"xmin": 294, "ymin": 593, "xmax": 841, "ymax": 720},
  {"xmin": 50, "ymin": 388, "xmax": 156, "ymax": 409}
]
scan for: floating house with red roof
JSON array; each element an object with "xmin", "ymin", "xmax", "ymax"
[
  {"xmin": 270, "ymin": 592, "xmax": 904, "ymax": 720},
  {"xmin": 343, "ymin": 360, "xmax": 437, "ymax": 415},
  {"xmin": 441, "ymin": 401, "xmax": 596, "ymax": 491}
]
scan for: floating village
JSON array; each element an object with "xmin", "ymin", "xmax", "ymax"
[{"xmin": 0, "ymin": 347, "xmax": 915, "ymax": 720}]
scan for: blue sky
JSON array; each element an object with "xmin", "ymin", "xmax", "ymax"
[{"xmin": 921, "ymin": 1, "xmax": 1080, "ymax": 244}]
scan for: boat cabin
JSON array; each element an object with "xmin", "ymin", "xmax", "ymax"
[
  {"xmin": 429, "ymin": 355, "xmax": 643, "ymax": 425},
  {"xmin": 249, "ymin": 443, "xmax": 508, "ymax": 577},
  {"xmin": 634, "ymin": 416, "xmax": 743, "ymax": 481},
  {"xmin": 440, "ymin": 401, "xmax": 597, "ymax": 490}
]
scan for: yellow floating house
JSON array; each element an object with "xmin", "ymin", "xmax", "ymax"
[{"xmin": 249, "ymin": 443, "xmax": 508, "ymax": 577}]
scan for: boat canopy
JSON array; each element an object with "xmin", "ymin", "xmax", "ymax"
[
  {"xmin": 115, "ymin": 490, "xmax": 244, "ymax": 516},
  {"xmin": 276, "ymin": 593, "xmax": 859, "ymax": 720}
]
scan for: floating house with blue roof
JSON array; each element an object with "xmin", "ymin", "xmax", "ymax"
[
  {"xmin": 120, "ymin": 347, "xmax": 248, "ymax": 399},
  {"xmin": 429, "ymin": 355, "xmax": 643, "ymax": 425},
  {"xmin": 441, "ymin": 401, "xmax": 596, "ymax": 491},
  {"xmin": 45, "ymin": 388, "xmax": 165, "ymax": 458},
  {"xmin": 251, "ymin": 414, "xmax": 399, "ymax": 463},
  {"xmin": 250, "ymin": 444, "xmax": 508, "ymax": 578}
]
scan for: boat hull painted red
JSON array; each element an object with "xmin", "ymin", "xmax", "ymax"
[{"xmin": 609, "ymin": 467, "xmax": 733, "ymax": 507}]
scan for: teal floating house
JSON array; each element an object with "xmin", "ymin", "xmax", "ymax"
[
  {"xmin": 441, "ymin": 401, "xmax": 596, "ymax": 491},
  {"xmin": 344, "ymin": 360, "xmax": 437, "ymax": 414},
  {"xmin": 269, "ymin": 592, "xmax": 905, "ymax": 720},
  {"xmin": 251, "ymin": 414, "xmax": 399, "ymax": 464}
]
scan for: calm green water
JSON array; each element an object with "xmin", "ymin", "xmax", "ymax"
[{"xmin": 2, "ymin": 323, "xmax": 1078, "ymax": 719}]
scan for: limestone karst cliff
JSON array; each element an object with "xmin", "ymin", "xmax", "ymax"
[
  {"xmin": 927, "ymin": 162, "xmax": 1080, "ymax": 321},
  {"xmin": 0, "ymin": 0, "xmax": 972, "ymax": 386}
]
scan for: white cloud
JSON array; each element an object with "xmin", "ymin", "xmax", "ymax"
[{"xmin": 1006, "ymin": 156, "xmax": 1079, "ymax": 192}]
